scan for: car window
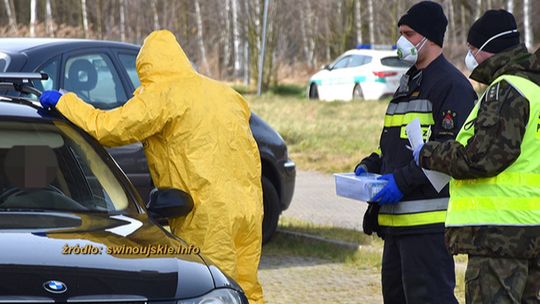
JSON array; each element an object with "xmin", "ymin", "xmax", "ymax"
[
  {"xmin": 33, "ymin": 58, "xmax": 59, "ymax": 92},
  {"xmin": 0, "ymin": 121, "xmax": 131, "ymax": 213},
  {"xmin": 118, "ymin": 53, "xmax": 141, "ymax": 89},
  {"xmin": 331, "ymin": 56, "xmax": 351, "ymax": 69},
  {"xmin": 381, "ymin": 56, "xmax": 412, "ymax": 68},
  {"xmin": 64, "ymin": 54, "xmax": 127, "ymax": 109},
  {"xmin": 348, "ymin": 55, "xmax": 372, "ymax": 67}
]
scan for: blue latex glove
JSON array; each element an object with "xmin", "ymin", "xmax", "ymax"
[
  {"xmin": 413, "ymin": 143, "xmax": 425, "ymax": 166},
  {"xmin": 39, "ymin": 90, "xmax": 63, "ymax": 109},
  {"xmin": 372, "ymin": 174, "xmax": 403, "ymax": 205},
  {"xmin": 354, "ymin": 165, "xmax": 367, "ymax": 176}
]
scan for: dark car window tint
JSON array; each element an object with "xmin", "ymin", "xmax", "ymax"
[
  {"xmin": 0, "ymin": 121, "xmax": 130, "ymax": 213},
  {"xmin": 118, "ymin": 53, "xmax": 141, "ymax": 89},
  {"xmin": 64, "ymin": 54, "xmax": 127, "ymax": 109},
  {"xmin": 381, "ymin": 56, "xmax": 412, "ymax": 68},
  {"xmin": 33, "ymin": 58, "xmax": 58, "ymax": 92},
  {"xmin": 332, "ymin": 56, "xmax": 350, "ymax": 69}
]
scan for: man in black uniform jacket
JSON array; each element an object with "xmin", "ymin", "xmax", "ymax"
[{"xmin": 354, "ymin": 1, "xmax": 477, "ymax": 303}]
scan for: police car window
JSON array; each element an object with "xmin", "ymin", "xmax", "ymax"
[
  {"xmin": 118, "ymin": 53, "xmax": 141, "ymax": 89},
  {"xmin": 348, "ymin": 55, "xmax": 371, "ymax": 67},
  {"xmin": 332, "ymin": 56, "xmax": 351, "ymax": 69},
  {"xmin": 64, "ymin": 54, "xmax": 127, "ymax": 110},
  {"xmin": 32, "ymin": 58, "xmax": 59, "ymax": 92},
  {"xmin": 381, "ymin": 56, "xmax": 412, "ymax": 68}
]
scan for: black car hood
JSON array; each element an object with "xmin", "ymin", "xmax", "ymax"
[{"xmin": 0, "ymin": 212, "xmax": 215, "ymax": 301}]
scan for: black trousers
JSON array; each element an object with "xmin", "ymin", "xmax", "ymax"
[{"xmin": 382, "ymin": 233, "xmax": 458, "ymax": 304}]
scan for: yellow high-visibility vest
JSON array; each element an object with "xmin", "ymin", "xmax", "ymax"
[{"xmin": 447, "ymin": 75, "xmax": 540, "ymax": 227}]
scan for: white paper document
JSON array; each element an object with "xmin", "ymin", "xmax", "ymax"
[{"xmin": 406, "ymin": 118, "xmax": 450, "ymax": 192}]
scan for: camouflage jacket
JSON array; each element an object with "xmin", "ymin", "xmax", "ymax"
[{"xmin": 419, "ymin": 45, "xmax": 540, "ymax": 258}]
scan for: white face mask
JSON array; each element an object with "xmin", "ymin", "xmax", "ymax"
[
  {"xmin": 396, "ymin": 35, "xmax": 427, "ymax": 64},
  {"xmin": 464, "ymin": 29, "xmax": 518, "ymax": 72},
  {"xmin": 465, "ymin": 50, "xmax": 479, "ymax": 71}
]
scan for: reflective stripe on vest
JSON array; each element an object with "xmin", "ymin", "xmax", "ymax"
[
  {"xmin": 447, "ymin": 75, "xmax": 540, "ymax": 227},
  {"xmin": 384, "ymin": 99, "xmax": 434, "ymax": 139},
  {"xmin": 378, "ymin": 198, "xmax": 448, "ymax": 227}
]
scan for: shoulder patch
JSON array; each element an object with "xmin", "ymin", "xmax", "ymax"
[
  {"xmin": 485, "ymin": 83, "xmax": 500, "ymax": 102},
  {"xmin": 441, "ymin": 110, "xmax": 456, "ymax": 130}
]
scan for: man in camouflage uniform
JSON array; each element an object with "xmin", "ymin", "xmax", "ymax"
[{"xmin": 415, "ymin": 10, "xmax": 540, "ymax": 303}]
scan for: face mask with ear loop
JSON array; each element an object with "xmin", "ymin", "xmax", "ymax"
[
  {"xmin": 465, "ymin": 29, "xmax": 518, "ymax": 71},
  {"xmin": 396, "ymin": 36, "xmax": 428, "ymax": 64}
]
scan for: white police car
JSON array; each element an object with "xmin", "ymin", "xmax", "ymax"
[{"xmin": 308, "ymin": 46, "xmax": 412, "ymax": 101}]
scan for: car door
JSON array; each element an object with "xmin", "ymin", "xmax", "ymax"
[
  {"xmin": 342, "ymin": 54, "xmax": 372, "ymax": 100},
  {"xmin": 318, "ymin": 55, "xmax": 351, "ymax": 101},
  {"xmin": 59, "ymin": 50, "xmax": 152, "ymax": 201}
]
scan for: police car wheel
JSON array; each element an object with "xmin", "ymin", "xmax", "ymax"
[
  {"xmin": 352, "ymin": 84, "xmax": 364, "ymax": 100},
  {"xmin": 308, "ymin": 83, "xmax": 319, "ymax": 100}
]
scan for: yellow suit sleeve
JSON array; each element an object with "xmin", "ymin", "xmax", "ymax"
[{"xmin": 56, "ymin": 91, "xmax": 171, "ymax": 147}]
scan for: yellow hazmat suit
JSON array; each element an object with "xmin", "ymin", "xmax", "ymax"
[{"xmin": 56, "ymin": 30, "xmax": 264, "ymax": 303}]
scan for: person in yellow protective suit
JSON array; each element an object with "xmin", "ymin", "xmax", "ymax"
[{"xmin": 38, "ymin": 30, "xmax": 264, "ymax": 303}]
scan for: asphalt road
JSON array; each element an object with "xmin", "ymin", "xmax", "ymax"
[{"xmin": 281, "ymin": 170, "xmax": 368, "ymax": 230}]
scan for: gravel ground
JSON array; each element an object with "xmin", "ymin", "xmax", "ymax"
[{"xmin": 259, "ymin": 255, "xmax": 382, "ymax": 304}]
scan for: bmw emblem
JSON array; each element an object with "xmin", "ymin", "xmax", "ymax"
[{"xmin": 43, "ymin": 280, "xmax": 67, "ymax": 294}]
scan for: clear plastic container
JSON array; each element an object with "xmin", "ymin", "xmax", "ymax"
[{"xmin": 334, "ymin": 172, "xmax": 388, "ymax": 202}]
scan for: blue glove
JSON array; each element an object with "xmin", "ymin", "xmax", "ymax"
[
  {"xmin": 354, "ymin": 165, "xmax": 367, "ymax": 176},
  {"xmin": 413, "ymin": 143, "xmax": 425, "ymax": 166},
  {"xmin": 372, "ymin": 174, "xmax": 403, "ymax": 205},
  {"xmin": 39, "ymin": 90, "xmax": 63, "ymax": 109}
]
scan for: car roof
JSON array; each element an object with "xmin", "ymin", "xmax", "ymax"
[
  {"xmin": 0, "ymin": 38, "xmax": 139, "ymax": 54},
  {"xmin": 341, "ymin": 49, "xmax": 397, "ymax": 58}
]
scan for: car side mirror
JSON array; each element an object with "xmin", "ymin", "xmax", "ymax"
[
  {"xmin": 146, "ymin": 188, "xmax": 194, "ymax": 225},
  {"xmin": 322, "ymin": 64, "xmax": 330, "ymax": 70}
]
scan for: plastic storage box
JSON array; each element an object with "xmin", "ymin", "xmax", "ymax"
[{"xmin": 334, "ymin": 173, "xmax": 388, "ymax": 202}]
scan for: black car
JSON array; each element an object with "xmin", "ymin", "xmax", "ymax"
[
  {"xmin": 0, "ymin": 38, "xmax": 296, "ymax": 243},
  {"xmin": 0, "ymin": 73, "xmax": 248, "ymax": 303}
]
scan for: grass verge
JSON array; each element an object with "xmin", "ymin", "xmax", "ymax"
[{"xmin": 246, "ymin": 93, "xmax": 388, "ymax": 173}]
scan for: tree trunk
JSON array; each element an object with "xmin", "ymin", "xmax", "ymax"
[
  {"xmin": 96, "ymin": 0, "xmax": 103, "ymax": 39},
  {"xmin": 151, "ymin": 0, "xmax": 160, "ymax": 30},
  {"xmin": 368, "ymin": 0, "xmax": 374, "ymax": 44},
  {"xmin": 474, "ymin": 0, "xmax": 482, "ymax": 21},
  {"xmin": 506, "ymin": 0, "xmax": 514, "ymax": 14},
  {"xmin": 460, "ymin": 2, "xmax": 466, "ymax": 41},
  {"xmin": 523, "ymin": 0, "xmax": 533, "ymax": 50},
  {"xmin": 194, "ymin": 0, "xmax": 209, "ymax": 74},
  {"xmin": 29, "ymin": 0, "xmax": 36, "ymax": 37},
  {"xmin": 119, "ymin": 0, "xmax": 126, "ymax": 42},
  {"xmin": 4, "ymin": 0, "xmax": 17, "ymax": 32},
  {"xmin": 447, "ymin": 0, "xmax": 455, "ymax": 45},
  {"xmin": 45, "ymin": 0, "xmax": 53, "ymax": 36},
  {"xmin": 223, "ymin": 0, "xmax": 231, "ymax": 69},
  {"xmin": 242, "ymin": 0, "xmax": 250, "ymax": 85},
  {"xmin": 232, "ymin": 0, "xmax": 242, "ymax": 77},
  {"xmin": 355, "ymin": 0, "xmax": 362, "ymax": 45},
  {"xmin": 81, "ymin": 0, "xmax": 89, "ymax": 38}
]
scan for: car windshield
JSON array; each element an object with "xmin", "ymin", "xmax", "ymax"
[{"xmin": 0, "ymin": 120, "xmax": 131, "ymax": 213}]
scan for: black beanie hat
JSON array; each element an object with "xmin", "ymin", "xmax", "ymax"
[
  {"xmin": 398, "ymin": 1, "xmax": 448, "ymax": 47},
  {"xmin": 467, "ymin": 10, "xmax": 520, "ymax": 53}
]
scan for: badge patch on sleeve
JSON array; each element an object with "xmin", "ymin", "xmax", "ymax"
[{"xmin": 442, "ymin": 110, "xmax": 456, "ymax": 130}]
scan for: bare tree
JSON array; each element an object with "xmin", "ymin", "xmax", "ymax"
[
  {"xmin": 3, "ymin": 0, "xmax": 17, "ymax": 32},
  {"xmin": 355, "ymin": 0, "xmax": 362, "ymax": 45},
  {"xmin": 232, "ymin": 0, "xmax": 242, "ymax": 76},
  {"xmin": 81, "ymin": 0, "xmax": 89, "ymax": 38},
  {"xmin": 222, "ymin": 0, "xmax": 231, "ymax": 69},
  {"xmin": 29, "ymin": 0, "xmax": 37, "ymax": 37},
  {"xmin": 119, "ymin": 0, "xmax": 126, "ymax": 41},
  {"xmin": 507, "ymin": 0, "xmax": 514, "ymax": 13},
  {"xmin": 368, "ymin": 0, "xmax": 374, "ymax": 44},
  {"xmin": 45, "ymin": 0, "xmax": 54, "ymax": 36},
  {"xmin": 151, "ymin": 0, "xmax": 159, "ymax": 30},
  {"xmin": 474, "ymin": 0, "xmax": 482, "ymax": 20},
  {"xmin": 194, "ymin": 0, "xmax": 209, "ymax": 73},
  {"xmin": 523, "ymin": 0, "xmax": 533, "ymax": 50}
]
